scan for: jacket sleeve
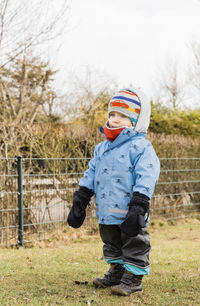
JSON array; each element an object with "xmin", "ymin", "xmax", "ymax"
[
  {"xmin": 78, "ymin": 144, "xmax": 99, "ymax": 192},
  {"xmin": 133, "ymin": 143, "xmax": 160, "ymax": 199}
]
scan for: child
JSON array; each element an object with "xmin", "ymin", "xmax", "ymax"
[{"xmin": 67, "ymin": 87, "xmax": 160, "ymax": 296}]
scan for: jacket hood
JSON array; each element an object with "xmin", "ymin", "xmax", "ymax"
[{"xmin": 128, "ymin": 87, "xmax": 151, "ymax": 133}]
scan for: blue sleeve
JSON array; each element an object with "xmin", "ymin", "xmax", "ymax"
[
  {"xmin": 78, "ymin": 145, "xmax": 99, "ymax": 191},
  {"xmin": 133, "ymin": 143, "xmax": 160, "ymax": 198}
]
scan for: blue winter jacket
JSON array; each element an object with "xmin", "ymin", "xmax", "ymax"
[{"xmin": 79, "ymin": 128, "xmax": 160, "ymax": 225}]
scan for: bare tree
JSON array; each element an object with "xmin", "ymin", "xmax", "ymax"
[
  {"xmin": 0, "ymin": 0, "xmax": 71, "ymax": 68},
  {"xmin": 189, "ymin": 42, "xmax": 200, "ymax": 91},
  {"xmin": 59, "ymin": 67, "xmax": 116, "ymax": 122},
  {"xmin": 154, "ymin": 58, "xmax": 185, "ymax": 110},
  {"xmin": 0, "ymin": 0, "xmax": 71, "ymax": 157},
  {"xmin": 0, "ymin": 56, "xmax": 57, "ymax": 157}
]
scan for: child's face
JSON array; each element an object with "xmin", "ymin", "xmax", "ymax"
[{"xmin": 108, "ymin": 111, "xmax": 132, "ymax": 128}]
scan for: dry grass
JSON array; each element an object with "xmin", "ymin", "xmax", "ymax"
[{"xmin": 0, "ymin": 218, "xmax": 199, "ymax": 305}]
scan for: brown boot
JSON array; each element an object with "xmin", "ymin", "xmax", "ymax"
[
  {"xmin": 111, "ymin": 271, "xmax": 143, "ymax": 296},
  {"xmin": 93, "ymin": 264, "xmax": 125, "ymax": 288}
]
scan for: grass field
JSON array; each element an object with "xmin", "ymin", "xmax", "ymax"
[{"xmin": 0, "ymin": 218, "xmax": 199, "ymax": 305}]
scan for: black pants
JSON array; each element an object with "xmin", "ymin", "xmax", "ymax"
[{"xmin": 99, "ymin": 224, "xmax": 151, "ymax": 274}]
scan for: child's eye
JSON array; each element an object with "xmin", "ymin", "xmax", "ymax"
[{"xmin": 120, "ymin": 114, "xmax": 127, "ymax": 119}]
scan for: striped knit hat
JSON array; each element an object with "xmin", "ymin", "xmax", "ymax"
[{"xmin": 108, "ymin": 89, "xmax": 141, "ymax": 126}]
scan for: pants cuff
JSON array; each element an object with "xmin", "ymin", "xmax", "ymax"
[
  {"xmin": 105, "ymin": 258, "xmax": 124, "ymax": 265},
  {"xmin": 124, "ymin": 264, "xmax": 150, "ymax": 275}
]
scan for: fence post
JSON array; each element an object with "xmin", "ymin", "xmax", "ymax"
[{"xmin": 17, "ymin": 156, "xmax": 24, "ymax": 247}]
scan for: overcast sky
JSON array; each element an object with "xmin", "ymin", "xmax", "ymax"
[{"xmin": 53, "ymin": 0, "xmax": 200, "ymax": 106}]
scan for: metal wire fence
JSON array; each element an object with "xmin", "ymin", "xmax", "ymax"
[{"xmin": 0, "ymin": 157, "xmax": 200, "ymax": 247}]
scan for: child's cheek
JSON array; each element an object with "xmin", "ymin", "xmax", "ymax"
[{"xmin": 108, "ymin": 119, "xmax": 112, "ymax": 126}]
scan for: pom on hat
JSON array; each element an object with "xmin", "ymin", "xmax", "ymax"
[{"xmin": 108, "ymin": 89, "xmax": 141, "ymax": 126}]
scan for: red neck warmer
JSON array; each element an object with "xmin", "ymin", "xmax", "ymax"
[{"xmin": 103, "ymin": 123, "xmax": 125, "ymax": 142}]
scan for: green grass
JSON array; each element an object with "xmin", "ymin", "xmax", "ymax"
[{"xmin": 0, "ymin": 219, "xmax": 200, "ymax": 305}]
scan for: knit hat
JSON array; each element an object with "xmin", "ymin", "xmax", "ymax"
[{"xmin": 108, "ymin": 89, "xmax": 141, "ymax": 126}]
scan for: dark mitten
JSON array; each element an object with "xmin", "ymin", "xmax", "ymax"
[
  {"xmin": 67, "ymin": 186, "xmax": 93, "ymax": 228},
  {"xmin": 120, "ymin": 192, "xmax": 150, "ymax": 237}
]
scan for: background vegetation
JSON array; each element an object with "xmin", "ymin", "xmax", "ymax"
[{"xmin": 0, "ymin": 60, "xmax": 200, "ymax": 159}]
